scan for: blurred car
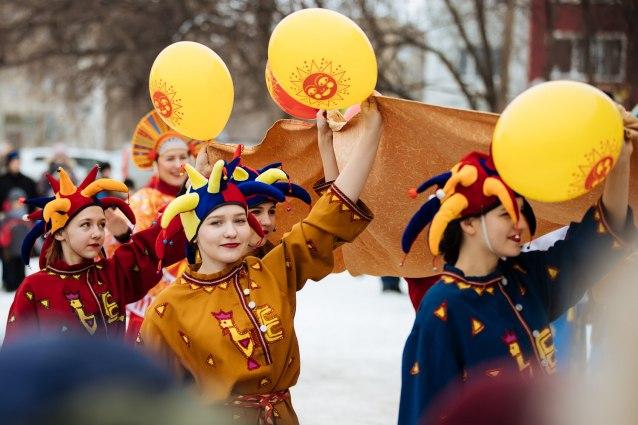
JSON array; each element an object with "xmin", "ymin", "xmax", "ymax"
[{"xmin": 19, "ymin": 146, "xmax": 124, "ymax": 183}]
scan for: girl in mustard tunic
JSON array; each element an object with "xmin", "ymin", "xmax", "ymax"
[{"xmin": 139, "ymin": 99, "xmax": 382, "ymax": 424}]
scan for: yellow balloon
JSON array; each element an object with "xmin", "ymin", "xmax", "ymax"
[
  {"xmin": 268, "ymin": 8, "xmax": 377, "ymax": 110},
  {"xmin": 149, "ymin": 41, "xmax": 234, "ymax": 140},
  {"xmin": 492, "ymin": 81, "xmax": 623, "ymax": 202}
]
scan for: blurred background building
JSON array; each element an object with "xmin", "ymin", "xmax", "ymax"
[{"xmin": 0, "ymin": 0, "xmax": 636, "ymax": 174}]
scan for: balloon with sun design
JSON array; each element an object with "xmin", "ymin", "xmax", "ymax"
[
  {"xmin": 268, "ymin": 8, "xmax": 377, "ymax": 110},
  {"xmin": 149, "ymin": 41, "xmax": 234, "ymax": 140},
  {"xmin": 492, "ymin": 81, "xmax": 624, "ymax": 202},
  {"xmin": 265, "ymin": 61, "xmax": 318, "ymax": 120}
]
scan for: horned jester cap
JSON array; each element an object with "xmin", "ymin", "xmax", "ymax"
[
  {"xmin": 21, "ymin": 165, "xmax": 136, "ymax": 265},
  {"xmin": 156, "ymin": 155, "xmax": 286, "ymax": 263},
  {"xmin": 224, "ymin": 145, "xmax": 311, "ymax": 208},
  {"xmin": 243, "ymin": 163, "xmax": 311, "ymax": 208},
  {"xmin": 402, "ymin": 151, "xmax": 537, "ymax": 256}
]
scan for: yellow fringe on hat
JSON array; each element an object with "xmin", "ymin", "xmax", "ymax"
[{"xmin": 429, "ymin": 193, "xmax": 469, "ymax": 256}]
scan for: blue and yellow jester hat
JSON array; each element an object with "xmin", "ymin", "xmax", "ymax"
[
  {"xmin": 225, "ymin": 145, "xmax": 311, "ymax": 208},
  {"xmin": 243, "ymin": 162, "xmax": 311, "ymax": 208},
  {"xmin": 156, "ymin": 156, "xmax": 285, "ymax": 263}
]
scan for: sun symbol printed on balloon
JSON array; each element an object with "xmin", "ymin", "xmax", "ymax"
[
  {"xmin": 289, "ymin": 59, "xmax": 351, "ymax": 108},
  {"xmin": 149, "ymin": 78, "xmax": 184, "ymax": 125},
  {"xmin": 569, "ymin": 139, "xmax": 619, "ymax": 196}
]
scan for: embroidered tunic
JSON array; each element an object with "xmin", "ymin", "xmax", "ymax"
[
  {"xmin": 139, "ymin": 185, "xmax": 372, "ymax": 424},
  {"xmin": 399, "ymin": 201, "xmax": 635, "ymax": 425},
  {"xmin": 4, "ymin": 223, "xmax": 186, "ymax": 343},
  {"xmin": 125, "ymin": 178, "xmax": 186, "ymax": 320}
]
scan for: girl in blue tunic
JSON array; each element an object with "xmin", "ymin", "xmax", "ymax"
[{"xmin": 398, "ymin": 132, "xmax": 635, "ymax": 424}]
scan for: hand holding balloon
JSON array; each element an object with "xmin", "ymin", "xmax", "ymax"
[
  {"xmin": 601, "ymin": 119, "xmax": 633, "ymax": 232},
  {"xmin": 492, "ymin": 81, "xmax": 624, "ymax": 202}
]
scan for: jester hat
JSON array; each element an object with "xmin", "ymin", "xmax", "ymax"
[
  {"xmin": 21, "ymin": 165, "xmax": 136, "ymax": 265},
  {"xmin": 156, "ymin": 156, "xmax": 285, "ymax": 263},
  {"xmin": 243, "ymin": 163, "xmax": 311, "ymax": 208},
  {"xmin": 402, "ymin": 151, "xmax": 537, "ymax": 256},
  {"xmin": 131, "ymin": 110, "xmax": 204, "ymax": 170},
  {"xmin": 227, "ymin": 145, "xmax": 311, "ymax": 208}
]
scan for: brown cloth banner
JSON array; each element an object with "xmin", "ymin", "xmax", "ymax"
[{"xmin": 206, "ymin": 95, "xmax": 637, "ymax": 277}]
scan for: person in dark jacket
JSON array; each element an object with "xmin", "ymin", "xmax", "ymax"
[{"xmin": 0, "ymin": 150, "xmax": 38, "ymax": 212}]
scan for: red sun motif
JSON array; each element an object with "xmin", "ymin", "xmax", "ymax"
[
  {"xmin": 303, "ymin": 73, "xmax": 338, "ymax": 100},
  {"xmin": 266, "ymin": 63, "xmax": 317, "ymax": 119},
  {"xmin": 584, "ymin": 156, "xmax": 614, "ymax": 190},
  {"xmin": 152, "ymin": 91, "xmax": 173, "ymax": 118}
]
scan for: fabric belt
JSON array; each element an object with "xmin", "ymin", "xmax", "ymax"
[{"xmin": 228, "ymin": 389, "xmax": 290, "ymax": 425}]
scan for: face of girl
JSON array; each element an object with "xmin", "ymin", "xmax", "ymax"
[
  {"xmin": 478, "ymin": 198, "xmax": 529, "ymax": 258},
  {"xmin": 247, "ymin": 202, "xmax": 277, "ymax": 248},
  {"xmin": 55, "ymin": 206, "xmax": 106, "ymax": 265},
  {"xmin": 157, "ymin": 148, "xmax": 189, "ymax": 187},
  {"xmin": 196, "ymin": 204, "xmax": 252, "ymax": 268}
]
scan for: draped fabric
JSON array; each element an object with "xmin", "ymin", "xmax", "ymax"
[{"xmin": 205, "ymin": 96, "xmax": 637, "ymax": 277}]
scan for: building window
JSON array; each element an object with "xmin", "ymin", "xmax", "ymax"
[
  {"xmin": 3, "ymin": 113, "xmax": 46, "ymax": 147},
  {"xmin": 550, "ymin": 31, "xmax": 626, "ymax": 83}
]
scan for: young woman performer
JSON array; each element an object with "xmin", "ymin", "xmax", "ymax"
[
  {"xmin": 139, "ymin": 98, "xmax": 382, "ymax": 424},
  {"xmin": 398, "ymin": 127, "xmax": 635, "ymax": 424},
  {"xmin": 4, "ymin": 166, "xmax": 185, "ymax": 344}
]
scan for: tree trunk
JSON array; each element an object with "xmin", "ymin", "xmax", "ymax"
[{"xmin": 498, "ymin": 0, "xmax": 516, "ymax": 111}]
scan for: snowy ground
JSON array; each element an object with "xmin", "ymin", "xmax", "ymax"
[{"xmin": 0, "ymin": 267, "xmax": 415, "ymax": 425}]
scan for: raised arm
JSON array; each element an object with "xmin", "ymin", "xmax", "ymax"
[
  {"xmin": 108, "ymin": 216, "xmax": 187, "ymax": 305},
  {"xmin": 517, "ymin": 113, "xmax": 636, "ymax": 320},
  {"xmin": 333, "ymin": 96, "xmax": 383, "ymax": 202},
  {"xmin": 602, "ymin": 105, "xmax": 636, "ymax": 230},
  {"xmin": 316, "ymin": 109, "xmax": 340, "ymax": 182}
]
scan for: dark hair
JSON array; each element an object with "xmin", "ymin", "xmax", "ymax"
[
  {"xmin": 438, "ymin": 203, "xmax": 501, "ymax": 265},
  {"xmin": 439, "ymin": 218, "xmax": 464, "ymax": 264},
  {"xmin": 438, "ymin": 198, "xmax": 536, "ymax": 265},
  {"xmin": 124, "ymin": 178, "xmax": 135, "ymax": 191}
]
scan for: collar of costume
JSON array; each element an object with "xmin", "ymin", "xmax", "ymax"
[
  {"xmin": 442, "ymin": 263, "xmax": 504, "ymax": 285},
  {"xmin": 148, "ymin": 175, "xmax": 182, "ymax": 197},
  {"xmin": 155, "ymin": 157, "xmax": 285, "ymax": 263},
  {"xmin": 20, "ymin": 165, "xmax": 136, "ymax": 265},
  {"xmin": 45, "ymin": 258, "xmax": 99, "ymax": 275},
  {"xmin": 231, "ymin": 145, "xmax": 310, "ymax": 208},
  {"xmin": 402, "ymin": 151, "xmax": 537, "ymax": 256},
  {"xmin": 181, "ymin": 260, "xmax": 245, "ymax": 286},
  {"xmin": 131, "ymin": 110, "xmax": 204, "ymax": 170}
]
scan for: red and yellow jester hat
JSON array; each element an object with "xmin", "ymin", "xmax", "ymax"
[
  {"xmin": 21, "ymin": 165, "xmax": 136, "ymax": 264},
  {"xmin": 131, "ymin": 110, "xmax": 205, "ymax": 170},
  {"xmin": 402, "ymin": 151, "xmax": 537, "ymax": 256}
]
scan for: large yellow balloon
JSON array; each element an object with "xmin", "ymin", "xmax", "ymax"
[
  {"xmin": 492, "ymin": 81, "xmax": 623, "ymax": 202},
  {"xmin": 149, "ymin": 41, "xmax": 234, "ymax": 140},
  {"xmin": 268, "ymin": 8, "xmax": 377, "ymax": 110}
]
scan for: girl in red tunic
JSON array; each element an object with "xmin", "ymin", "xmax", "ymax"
[{"xmin": 3, "ymin": 165, "xmax": 185, "ymax": 344}]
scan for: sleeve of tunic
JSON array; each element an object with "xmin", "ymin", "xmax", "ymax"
[
  {"xmin": 107, "ymin": 220, "xmax": 187, "ymax": 305},
  {"xmin": 138, "ymin": 312, "xmax": 191, "ymax": 382},
  {"xmin": 515, "ymin": 199, "xmax": 636, "ymax": 321},
  {"xmin": 260, "ymin": 184, "xmax": 373, "ymax": 292}
]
